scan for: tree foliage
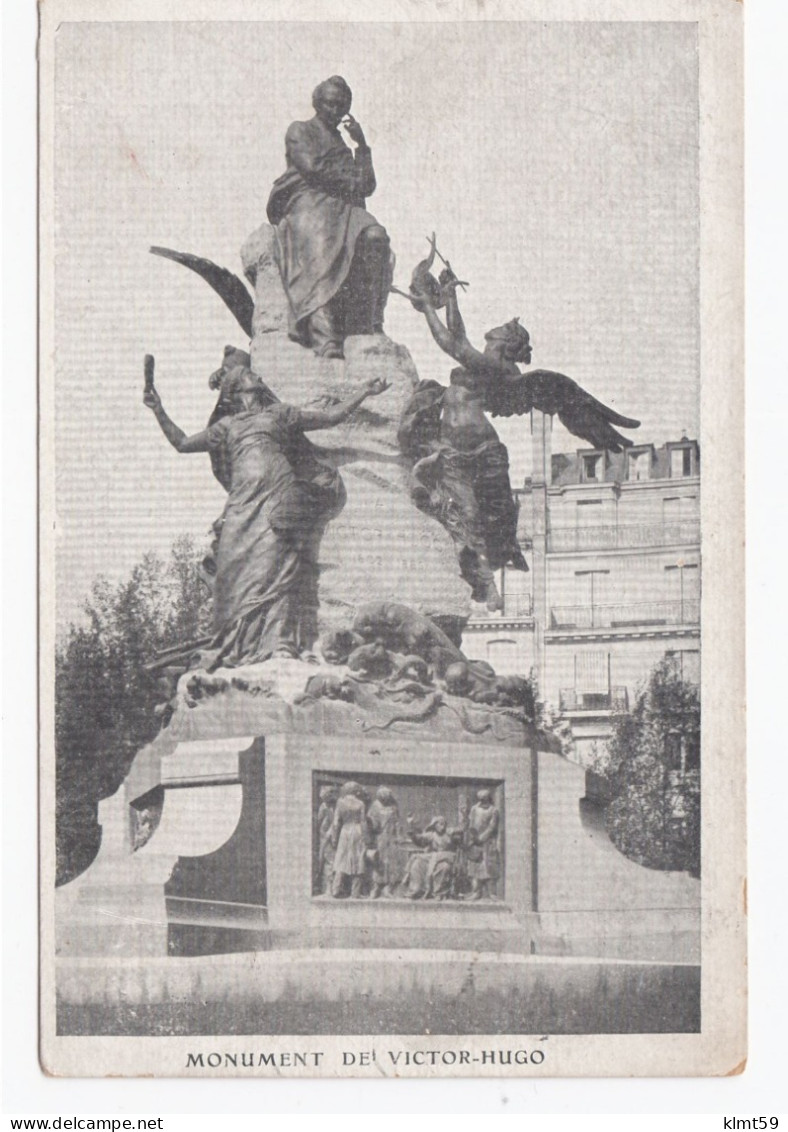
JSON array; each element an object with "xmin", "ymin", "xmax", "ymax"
[
  {"xmin": 55, "ymin": 536, "xmax": 212, "ymax": 885},
  {"xmin": 594, "ymin": 659, "xmax": 700, "ymax": 876}
]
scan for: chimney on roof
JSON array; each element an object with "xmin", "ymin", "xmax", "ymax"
[{"xmin": 531, "ymin": 411, "xmax": 552, "ymax": 485}]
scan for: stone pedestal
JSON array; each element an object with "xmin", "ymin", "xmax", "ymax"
[
  {"xmin": 261, "ymin": 733, "xmax": 537, "ymax": 954},
  {"xmin": 55, "ymin": 783, "xmax": 173, "ymax": 958},
  {"xmin": 56, "ymin": 735, "xmax": 262, "ymax": 958},
  {"xmin": 55, "ymin": 660, "xmax": 701, "ymax": 1036},
  {"xmin": 535, "ymin": 753, "xmax": 700, "ymax": 962},
  {"xmin": 57, "ymin": 657, "xmax": 699, "ymax": 966}
]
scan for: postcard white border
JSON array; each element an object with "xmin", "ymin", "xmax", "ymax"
[{"xmin": 32, "ymin": 0, "xmax": 747, "ymax": 1091}]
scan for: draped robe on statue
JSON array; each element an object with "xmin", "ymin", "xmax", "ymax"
[
  {"xmin": 397, "ymin": 377, "xmax": 526, "ymax": 601},
  {"xmin": 196, "ymin": 405, "xmax": 344, "ymax": 670},
  {"xmin": 267, "ymin": 117, "xmax": 383, "ymax": 344}
]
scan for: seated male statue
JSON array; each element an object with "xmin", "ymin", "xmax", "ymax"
[{"xmin": 267, "ymin": 75, "xmax": 392, "ymax": 359}]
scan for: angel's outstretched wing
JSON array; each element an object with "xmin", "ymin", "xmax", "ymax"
[
  {"xmin": 485, "ymin": 369, "xmax": 640, "ymax": 453},
  {"xmin": 150, "ymin": 246, "xmax": 255, "ymax": 339}
]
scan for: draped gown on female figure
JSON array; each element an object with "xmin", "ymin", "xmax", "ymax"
[
  {"xmin": 145, "ymin": 363, "xmax": 389, "ymax": 670},
  {"xmin": 198, "ymin": 404, "xmax": 344, "ymax": 669}
]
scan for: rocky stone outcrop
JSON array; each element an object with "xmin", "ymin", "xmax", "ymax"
[{"xmin": 165, "ymin": 652, "xmax": 556, "ymax": 749}]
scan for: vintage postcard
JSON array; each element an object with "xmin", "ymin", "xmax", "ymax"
[{"xmin": 39, "ymin": 0, "xmax": 745, "ymax": 1078}]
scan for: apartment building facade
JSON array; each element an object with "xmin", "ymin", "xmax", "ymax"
[{"xmin": 462, "ymin": 416, "xmax": 700, "ymax": 764}]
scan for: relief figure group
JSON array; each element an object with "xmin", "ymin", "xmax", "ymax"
[{"xmin": 314, "ymin": 781, "xmax": 502, "ymax": 903}]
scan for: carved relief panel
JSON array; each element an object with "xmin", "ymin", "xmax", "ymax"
[{"xmin": 313, "ymin": 771, "xmax": 504, "ymax": 903}]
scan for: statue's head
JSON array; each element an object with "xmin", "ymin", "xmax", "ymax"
[
  {"xmin": 312, "ymin": 75, "xmax": 352, "ymax": 127},
  {"xmin": 220, "ymin": 365, "xmax": 277, "ymax": 415},
  {"xmin": 209, "ymin": 345, "xmax": 250, "ymax": 390},
  {"xmin": 376, "ymin": 786, "xmax": 396, "ymax": 806},
  {"xmin": 319, "ymin": 785, "xmax": 336, "ymax": 803},
  {"xmin": 426, "ymin": 816, "xmax": 447, "ymax": 835},
  {"xmin": 320, "ymin": 628, "xmax": 358, "ymax": 665},
  {"xmin": 444, "ymin": 661, "xmax": 472, "ymax": 697},
  {"xmin": 353, "ymin": 606, "xmax": 391, "ymax": 644},
  {"xmin": 319, "ymin": 674, "xmax": 351, "ymax": 701},
  {"xmin": 340, "ymin": 780, "xmax": 364, "ymax": 799},
  {"xmin": 484, "ymin": 318, "xmax": 532, "ymax": 363},
  {"xmin": 476, "ymin": 788, "xmax": 493, "ymax": 806},
  {"xmin": 210, "ymin": 347, "xmax": 279, "ymax": 415}
]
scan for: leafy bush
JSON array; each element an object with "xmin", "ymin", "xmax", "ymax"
[
  {"xmin": 55, "ymin": 536, "xmax": 211, "ymax": 885},
  {"xmin": 594, "ymin": 660, "xmax": 700, "ymax": 876}
]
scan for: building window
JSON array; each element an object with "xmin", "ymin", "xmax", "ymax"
[
  {"xmin": 582, "ymin": 454, "xmax": 602, "ymax": 482},
  {"xmin": 663, "ymin": 495, "xmax": 699, "ymax": 543},
  {"xmin": 500, "ymin": 568, "xmax": 531, "ymax": 617},
  {"xmin": 487, "ymin": 639, "xmax": 518, "ymax": 674},
  {"xmin": 576, "ymin": 499, "xmax": 602, "ymax": 524},
  {"xmin": 663, "ymin": 496, "xmax": 680, "ymax": 523},
  {"xmin": 573, "ymin": 499, "xmax": 604, "ymax": 549},
  {"xmin": 670, "ymin": 446, "xmax": 694, "ymax": 478},
  {"xmin": 664, "ymin": 563, "xmax": 700, "ymax": 623},
  {"xmin": 559, "ymin": 651, "xmax": 614, "ymax": 711},
  {"xmin": 575, "ymin": 652, "xmax": 611, "ymax": 692},
  {"xmin": 684, "ymin": 732, "xmax": 700, "ymax": 771},
  {"xmin": 574, "ymin": 568, "xmax": 610, "ymax": 627},
  {"xmin": 665, "ymin": 649, "xmax": 700, "ymax": 685},
  {"xmin": 628, "ymin": 449, "xmax": 651, "ymax": 481}
]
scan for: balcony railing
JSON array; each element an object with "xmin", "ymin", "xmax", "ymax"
[
  {"xmin": 550, "ymin": 599, "xmax": 700, "ymax": 630},
  {"xmin": 499, "ymin": 592, "xmax": 533, "ymax": 617},
  {"xmin": 468, "ymin": 591, "xmax": 533, "ymax": 622},
  {"xmin": 559, "ymin": 687, "xmax": 629, "ymax": 712},
  {"xmin": 547, "ymin": 521, "xmax": 700, "ymax": 553}
]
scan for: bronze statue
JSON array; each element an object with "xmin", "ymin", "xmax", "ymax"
[
  {"xmin": 267, "ymin": 76, "xmax": 392, "ymax": 359},
  {"xmin": 397, "ymin": 241, "xmax": 640, "ymax": 609},
  {"xmin": 312, "ymin": 603, "xmax": 536, "ymax": 727},
  {"xmin": 144, "ymin": 359, "xmax": 389, "ymax": 668}
]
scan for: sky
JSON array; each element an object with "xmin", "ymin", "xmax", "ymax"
[{"xmin": 52, "ymin": 19, "xmax": 699, "ymax": 627}]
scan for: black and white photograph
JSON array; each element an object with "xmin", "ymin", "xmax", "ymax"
[{"xmin": 37, "ymin": 0, "xmax": 745, "ymax": 1079}]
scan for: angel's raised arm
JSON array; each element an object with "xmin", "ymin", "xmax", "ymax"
[
  {"xmin": 437, "ymin": 266, "xmax": 468, "ymax": 342},
  {"xmin": 420, "ymin": 301, "xmax": 505, "ymax": 378}
]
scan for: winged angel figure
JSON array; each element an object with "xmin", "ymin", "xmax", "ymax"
[{"xmin": 397, "ymin": 240, "xmax": 640, "ymax": 610}]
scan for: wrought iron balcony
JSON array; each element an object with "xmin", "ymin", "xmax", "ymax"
[
  {"xmin": 467, "ymin": 590, "xmax": 533, "ymax": 622},
  {"xmin": 499, "ymin": 592, "xmax": 533, "ymax": 617},
  {"xmin": 549, "ymin": 599, "xmax": 700, "ymax": 631},
  {"xmin": 559, "ymin": 687, "xmax": 629, "ymax": 712},
  {"xmin": 547, "ymin": 520, "xmax": 700, "ymax": 552}
]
